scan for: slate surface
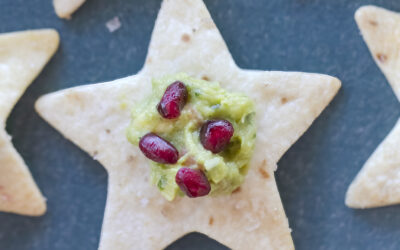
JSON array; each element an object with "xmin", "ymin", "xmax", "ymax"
[{"xmin": 0, "ymin": 0, "xmax": 399, "ymax": 249}]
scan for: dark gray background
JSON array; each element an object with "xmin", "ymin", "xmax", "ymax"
[{"xmin": 0, "ymin": 0, "xmax": 399, "ymax": 249}]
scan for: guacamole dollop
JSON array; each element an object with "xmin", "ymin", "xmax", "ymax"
[{"xmin": 127, "ymin": 73, "xmax": 256, "ymax": 201}]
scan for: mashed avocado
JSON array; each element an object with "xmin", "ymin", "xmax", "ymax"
[{"xmin": 127, "ymin": 73, "xmax": 256, "ymax": 201}]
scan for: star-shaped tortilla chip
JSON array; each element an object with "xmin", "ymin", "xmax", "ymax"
[
  {"xmin": 0, "ymin": 29, "xmax": 59, "ymax": 216},
  {"xmin": 36, "ymin": 0, "xmax": 340, "ymax": 248},
  {"xmin": 53, "ymin": 0, "xmax": 86, "ymax": 19},
  {"xmin": 346, "ymin": 6, "xmax": 400, "ymax": 208}
]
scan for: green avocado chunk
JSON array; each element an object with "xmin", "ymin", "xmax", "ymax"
[{"xmin": 127, "ymin": 73, "xmax": 256, "ymax": 201}]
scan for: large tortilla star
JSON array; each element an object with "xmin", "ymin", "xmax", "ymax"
[
  {"xmin": 0, "ymin": 29, "xmax": 59, "ymax": 216},
  {"xmin": 346, "ymin": 6, "xmax": 400, "ymax": 208},
  {"xmin": 36, "ymin": 0, "xmax": 340, "ymax": 249}
]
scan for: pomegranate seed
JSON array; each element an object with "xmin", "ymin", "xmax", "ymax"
[
  {"xmin": 157, "ymin": 81, "xmax": 188, "ymax": 119},
  {"xmin": 139, "ymin": 133, "xmax": 179, "ymax": 164},
  {"xmin": 176, "ymin": 168, "xmax": 211, "ymax": 198},
  {"xmin": 200, "ymin": 120, "xmax": 234, "ymax": 153}
]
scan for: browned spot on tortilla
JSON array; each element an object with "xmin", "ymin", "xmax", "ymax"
[
  {"xmin": 201, "ymin": 75, "xmax": 210, "ymax": 81},
  {"xmin": 368, "ymin": 20, "xmax": 378, "ymax": 26},
  {"xmin": 258, "ymin": 167, "xmax": 269, "ymax": 179},
  {"xmin": 232, "ymin": 187, "xmax": 241, "ymax": 194},
  {"xmin": 161, "ymin": 204, "xmax": 173, "ymax": 217},
  {"xmin": 146, "ymin": 57, "xmax": 152, "ymax": 64},
  {"xmin": 92, "ymin": 151, "xmax": 98, "ymax": 157},
  {"xmin": 376, "ymin": 53, "xmax": 388, "ymax": 63},
  {"xmin": 105, "ymin": 129, "xmax": 111, "ymax": 134},
  {"xmin": 127, "ymin": 155, "xmax": 135, "ymax": 162},
  {"xmin": 281, "ymin": 97, "xmax": 289, "ymax": 104},
  {"xmin": 66, "ymin": 92, "xmax": 84, "ymax": 110},
  {"xmin": 209, "ymin": 216, "xmax": 214, "ymax": 225},
  {"xmin": 181, "ymin": 33, "xmax": 190, "ymax": 43}
]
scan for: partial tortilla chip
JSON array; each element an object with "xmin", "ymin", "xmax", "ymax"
[
  {"xmin": 0, "ymin": 29, "xmax": 59, "ymax": 216},
  {"xmin": 346, "ymin": 6, "xmax": 400, "ymax": 208},
  {"xmin": 36, "ymin": 0, "xmax": 340, "ymax": 249},
  {"xmin": 53, "ymin": 0, "xmax": 86, "ymax": 19}
]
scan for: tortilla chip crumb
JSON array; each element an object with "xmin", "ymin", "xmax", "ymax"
[{"xmin": 106, "ymin": 17, "xmax": 121, "ymax": 33}]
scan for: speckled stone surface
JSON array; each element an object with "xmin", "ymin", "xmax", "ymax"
[{"xmin": 0, "ymin": 0, "xmax": 400, "ymax": 249}]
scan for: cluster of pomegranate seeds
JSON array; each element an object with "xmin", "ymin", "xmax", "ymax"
[
  {"xmin": 139, "ymin": 82, "xmax": 188, "ymax": 165},
  {"xmin": 175, "ymin": 167, "xmax": 211, "ymax": 198},
  {"xmin": 138, "ymin": 81, "xmax": 238, "ymax": 199},
  {"xmin": 157, "ymin": 81, "xmax": 188, "ymax": 119},
  {"xmin": 200, "ymin": 119, "xmax": 234, "ymax": 153},
  {"xmin": 139, "ymin": 133, "xmax": 179, "ymax": 164}
]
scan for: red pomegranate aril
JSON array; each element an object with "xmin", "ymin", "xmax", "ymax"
[
  {"xmin": 176, "ymin": 168, "xmax": 211, "ymax": 198},
  {"xmin": 139, "ymin": 133, "xmax": 179, "ymax": 164},
  {"xmin": 200, "ymin": 120, "xmax": 234, "ymax": 153},
  {"xmin": 157, "ymin": 81, "xmax": 188, "ymax": 119}
]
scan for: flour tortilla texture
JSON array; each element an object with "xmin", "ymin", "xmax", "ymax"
[
  {"xmin": 53, "ymin": 0, "xmax": 86, "ymax": 19},
  {"xmin": 36, "ymin": 0, "xmax": 340, "ymax": 248},
  {"xmin": 0, "ymin": 29, "xmax": 59, "ymax": 216},
  {"xmin": 346, "ymin": 6, "xmax": 400, "ymax": 208}
]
